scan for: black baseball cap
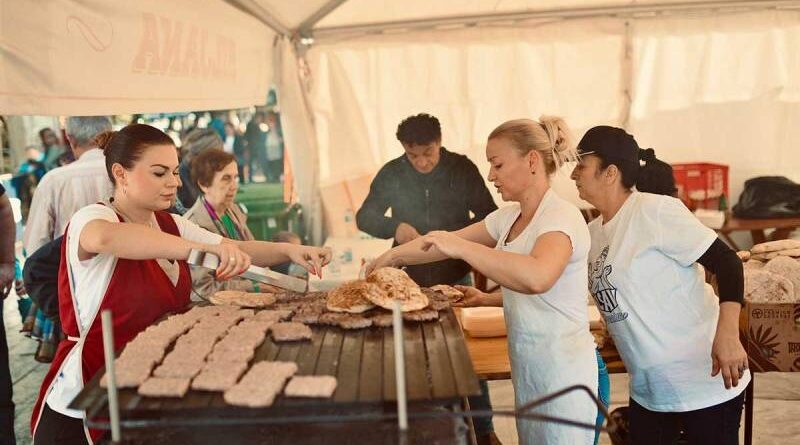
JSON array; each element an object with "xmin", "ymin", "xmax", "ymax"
[{"xmin": 577, "ymin": 126, "xmax": 640, "ymax": 165}]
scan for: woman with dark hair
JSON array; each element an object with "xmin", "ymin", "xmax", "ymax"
[
  {"xmin": 570, "ymin": 126, "xmax": 747, "ymax": 445},
  {"xmin": 30, "ymin": 124, "xmax": 331, "ymax": 445}
]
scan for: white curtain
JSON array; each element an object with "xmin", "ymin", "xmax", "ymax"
[
  {"xmin": 629, "ymin": 10, "xmax": 800, "ymax": 205},
  {"xmin": 276, "ymin": 38, "xmax": 325, "ymax": 244},
  {"xmin": 308, "ymin": 18, "xmax": 627, "ymax": 208}
]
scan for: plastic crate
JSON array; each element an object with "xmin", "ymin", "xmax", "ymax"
[
  {"xmin": 244, "ymin": 203, "xmax": 304, "ymax": 242},
  {"xmin": 671, "ymin": 163, "xmax": 729, "ymax": 210}
]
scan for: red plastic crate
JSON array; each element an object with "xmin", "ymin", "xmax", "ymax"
[{"xmin": 671, "ymin": 162, "xmax": 729, "ymax": 210}]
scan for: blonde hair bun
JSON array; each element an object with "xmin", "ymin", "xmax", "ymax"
[{"xmin": 539, "ymin": 115, "xmax": 577, "ymax": 167}]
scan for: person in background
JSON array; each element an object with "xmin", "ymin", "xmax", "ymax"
[
  {"xmin": 357, "ymin": 113, "xmax": 499, "ymax": 444},
  {"xmin": 39, "ymin": 128, "xmax": 65, "ymax": 171},
  {"xmin": 1, "ymin": 184, "xmax": 17, "ymax": 445},
  {"xmin": 369, "ymin": 117, "xmax": 599, "ymax": 445},
  {"xmin": 177, "ymin": 128, "xmax": 224, "ymax": 210},
  {"xmin": 570, "ymin": 126, "xmax": 748, "ymax": 445},
  {"xmin": 12, "ymin": 147, "xmax": 47, "ymax": 221},
  {"xmin": 244, "ymin": 112, "xmax": 268, "ymax": 182},
  {"xmin": 208, "ymin": 111, "xmax": 226, "ymax": 141},
  {"xmin": 264, "ymin": 112, "xmax": 284, "ymax": 183},
  {"xmin": 224, "ymin": 122, "xmax": 250, "ymax": 183},
  {"xmin": 30, "ymin": 124, "xmax": 331, "ymax": 445},
  {"xmin": 184, "ymin": 149, "xmax": 279, "ymax": 298},
  {"xmin": 24, "ymin": 116, "xmax": 114, "ymax": 256}
]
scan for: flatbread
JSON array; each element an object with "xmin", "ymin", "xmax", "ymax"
[
  {"xmin": 402, "ymin": 308, "xmax": 440, "ymax": 322},
  {"xmin": 191, "ymin": 369, "xmax": 245, "ymax": 391},
  {"xmin": 744, "ymin": 260, "xmax": 765, "ymax": 270},
  {"xmin": 153, "ymin": 361, "xmax": 204, "ymax": 379},
  {"xmin": 284, "ymin": 375, "xmax": 337, "ymax": 398},
  {"xmin": 370, "ymin": 313, "xmax": 394, "ymax": 328},
  {"xmin": 235, "ymin": 292, "xmax": 277, "ymax": 308},
  {"xmin": 430, "ymin": 284, "xmax": 464, "ymax": 302},
  {"xmin": 744, "ymin": 269, "xmax": 795, "ymax": 302},
  {"xmin": 751, "ymin": 239, "xmax": 800, "ymax": 254},
  {"xmin": 365, "ymin": 267, "xmax": 429, "ymax": 312},
  {"xmin": 337, "ymin": 314, "xmax": 373, "ymax": 330},
  {"xmin": 138, "ymin": 377, "xmax": 191, "ymax": 397},
  {"xmin": 209, "ymin": 290, "xmax": 246, "ymax": 306},
  {"xmin": 223, "ymin": 385, "xmax": 279, "ymax": 408},
  {"xmin": 326, "ymin": 280, "xmax": 377, "ymax": 313},
  {"xmin": 764, "ymin": 256, "xmax": 800, "ymax": 298},
  {"xmin": 100, "ymin": 365, "xmax": 153, "ymax": 389},
  {"xmin": 255, "ymin": 309, "xmax": 293, "ymax": 322},
  {"xmin": 270, "ymin": 322, "xmax": 313, "ymax": 341}
]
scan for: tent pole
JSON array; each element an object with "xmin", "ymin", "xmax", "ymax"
[
  {"xmin": 311, "ymin": 0, "xmax": 800, "ymax": 40},
  {"xmin": 224, "ymin": 0, "xmax": 290, "ymax": 36},
  {"xmin": 298, "ymin": 0, "xmax": 349, "ymax": 37}
]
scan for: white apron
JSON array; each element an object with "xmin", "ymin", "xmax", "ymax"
[{"xmin": 487, "ymin": 190, "xmax": 598, "ymax": 445}]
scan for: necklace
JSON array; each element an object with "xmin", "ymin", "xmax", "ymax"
[{"xmin": 109, "ymin": 200, "xmax": 155, "ymax": 228}]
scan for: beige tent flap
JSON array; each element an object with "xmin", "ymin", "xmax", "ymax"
[{"xmin": 0, "ymin": 0, "xmax": 274, "ymax": 116}]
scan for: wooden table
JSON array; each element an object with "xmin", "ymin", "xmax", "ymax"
[{"xmin": 716, "ymin": 215, "xmax": 800, "ymax": 251}]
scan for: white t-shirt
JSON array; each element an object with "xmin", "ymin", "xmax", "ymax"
[
  {"xmin": 46, "ymin": 204, "xmax": 222, "ymax": 418},
  {"xmin": 484, "ymin": 189, "xmax": 597, "ymax": 445},
  {"xmin": 587, "ymin": 192, "xmax": 750, "ymax": 412}
]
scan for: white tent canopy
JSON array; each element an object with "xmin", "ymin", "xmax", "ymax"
[{"xmin": 2, "ymin": 0, "xmax": 800, "ymax": 245}]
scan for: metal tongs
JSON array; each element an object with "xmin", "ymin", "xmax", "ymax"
[{"xmin": 187, "ymin": 249, "xmax": 308, "ymax": 293}]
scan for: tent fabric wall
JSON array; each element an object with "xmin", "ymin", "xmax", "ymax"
[
  {"xmin": 303, "ymin": 9, "xmax": 800, "ymax": 217},
  {"xmin": 307, "ymin": 18, "xmax": 626, "ymax": 209},
  {"xmin": 0, "ymin": 0, "xmax": 274, "ymax": 115}
]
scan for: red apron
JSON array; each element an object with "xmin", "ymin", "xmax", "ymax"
[{"xmin": 31, "ymin": 210, "xmax": 192, "ymax": 443}]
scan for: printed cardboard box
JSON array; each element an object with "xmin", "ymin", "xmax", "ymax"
[{"xmin": 740, "ymin": 302, "xmax": 800, "ymax": 372}]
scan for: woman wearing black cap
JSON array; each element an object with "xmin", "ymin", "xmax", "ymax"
[{"xmin": 570, "ymin": 126, "xmax": 748, "ymax": 445}]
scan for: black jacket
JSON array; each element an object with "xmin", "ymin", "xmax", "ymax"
[{"xmin": 356, "ymin": 148, "xmax": 497, "ymax": 286}]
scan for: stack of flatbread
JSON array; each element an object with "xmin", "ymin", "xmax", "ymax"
[
  {"xmin": 210, "ymin": 290, "xmax": 277, "ymax": 308},
  {"xmin": 743, "ymin": 240, "xmax": 800, "ymax": 303},
  {"xmin": 365, "ymin": 267, "xmax": 429, "ymax": 312}
]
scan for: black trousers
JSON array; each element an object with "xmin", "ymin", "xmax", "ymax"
[
  {"xmin": 1, "ymin": 299, "xmax": 16, "ymax": 445},
  {"xmin": 630, "ymin": 392, "xmax": 745, "ymax": 445},
  {"xmin": 33, "ymin": 405, "xmax": 89, "ymax": 445}
]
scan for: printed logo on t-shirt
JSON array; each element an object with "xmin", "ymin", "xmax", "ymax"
[{"xmin": 589, "ymin": 246, "xmax": 629, "ymax": 324}]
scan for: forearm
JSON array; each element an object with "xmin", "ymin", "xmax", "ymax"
[
  {"xmin": 236, "ymin": 240, "xmax": 292, "ymax": 266},
  {"xmin": 716, "ymin": 302, "xmax": 742, "ymax": 336},
  {"xmin": 356, "ymin": 208, "xmax": 399, "ymax": 239},
  {"xmin": 482, "ymin": 291, "xmax": 503, "ymax": 307},
  {"xmin": 460, "ymin": 245, "xmax": 545, "ymax": 294},
  {"xmin": 86, "ymin": 222, "xmax": 200, "ymax": 260}
]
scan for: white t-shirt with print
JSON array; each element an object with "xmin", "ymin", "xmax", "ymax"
[
  {"xmin": 484, "ymin": 189, "xmax": 597, "ymax": 445},
  {"xmin": 46, "ymin": 204, "xmax": 223, "ymax": 418},
  {"xmin": 587, "ymin": 192, "xmax": 749, "ymax": 412}
]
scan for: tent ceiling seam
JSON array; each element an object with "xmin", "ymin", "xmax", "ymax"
[{"xmin": 310, "ymin": 0, "xmax": 800, "ymax": 40}]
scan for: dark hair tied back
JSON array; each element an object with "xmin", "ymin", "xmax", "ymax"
[
  {"xmin": 638, "ymin": 148, "xmax": 656, "ymax": 163},
  {"xmin": 99, "ymin": 124, "xmax": 175, "ymax": 185},
  {"xmin": 93, "ymin": 131, "xmax": 118, "ymax": 156}
]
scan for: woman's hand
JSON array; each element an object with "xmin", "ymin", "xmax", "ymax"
[
  {"xmin": 364, "ymin": 251, "xmax": 401, "ymax": 277},
  {"xmin": 286, "ymin": 245, "xmax": 332, "ymax": 278},
  {"xmin": 711, "ymin": 330, "xmax": 749, "ymax": 390},
  {"xmin": 452, "ymin": 285, "xmax": 488, "ymax": 307},
  {"xmin": 204, "ymin": 242, "xmax": 252, "ymax": 280},
  {"xmin": 420, "ymin": 231, "xmax": 469, "ymax": 260}
]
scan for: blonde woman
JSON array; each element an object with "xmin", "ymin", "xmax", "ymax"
[{"xmin": 368, "ymin": 117, "xmax": 598, "ymax": 444}]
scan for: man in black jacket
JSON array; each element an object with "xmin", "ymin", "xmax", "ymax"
[
  {"xmin": 356, "ymin": 113, "xmax": 497, "ymax": 287},
  {"xmin": 356, "ymin": 114, "xmax": 501, "ymax": 445}
]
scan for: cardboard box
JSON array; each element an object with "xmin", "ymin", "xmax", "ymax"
[
  {"xmin": 320, "ymin": 174, "xmax": 374, "ymax": 238},
  {"xmin": 740, "ymin": 302, "xmax": 800, "ymax": 372}
]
